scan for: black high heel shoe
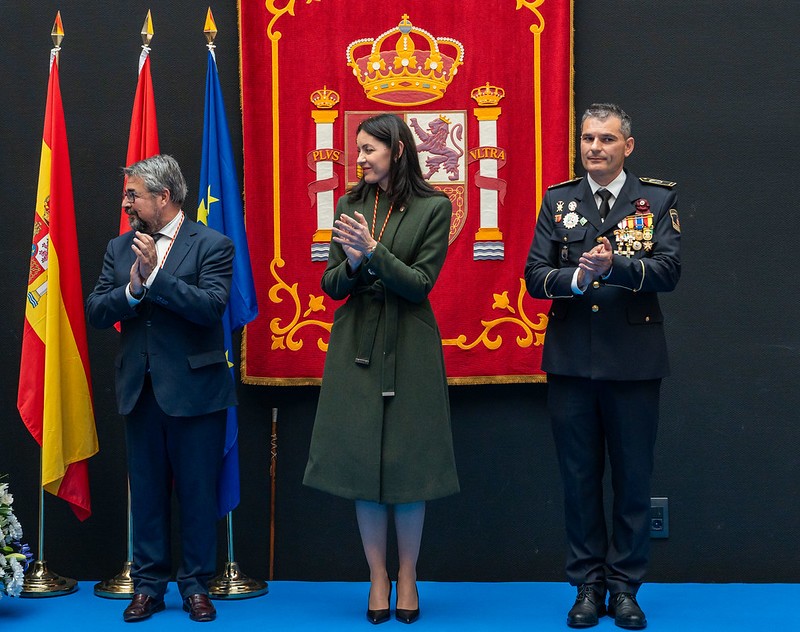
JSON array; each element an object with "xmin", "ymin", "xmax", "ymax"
[
  {"xmin": 395, "ymin": 584, "xmax": 420, "ymax": 624},
  {"xmin": 366, "ymin": 580, "xmax": 391, "ymax": 625}
]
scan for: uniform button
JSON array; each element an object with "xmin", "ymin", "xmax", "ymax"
[
  {"xmin": 592, "ymin": 281, "xmax": 600, "ymax": 289},
  {"xmin": 563, "ymin": 236, "xmax": 568, "ymax": 242},
  {"xmin": 591, "ymin": 305, "xmax": 599, "ymax": 313},
  {"xmin": 645, "ymin": 316, "xmax": 651, "ymax": 322}
]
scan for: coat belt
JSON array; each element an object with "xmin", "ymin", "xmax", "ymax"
[{"xmin": 354, "ymin": 282, "xmax": 397, "ymax": 397}]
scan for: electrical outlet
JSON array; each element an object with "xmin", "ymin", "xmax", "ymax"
[{"xmin": 650, "ymin": 497, "xmax": 669, "ymax": 538}]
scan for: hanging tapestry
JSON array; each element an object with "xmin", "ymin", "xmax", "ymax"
[{"xmin": 239, "ymin": 0, "xmax": 574, "ymax": 385}]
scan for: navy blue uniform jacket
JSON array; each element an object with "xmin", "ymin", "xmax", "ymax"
[{"xmin": 524, "ymin": 171, "xmax": 681, "ymax": 380}]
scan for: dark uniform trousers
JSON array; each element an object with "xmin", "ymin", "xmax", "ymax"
[{"xmin": 547, "ymin": 375, "xmax": 660, "ymax": 595}]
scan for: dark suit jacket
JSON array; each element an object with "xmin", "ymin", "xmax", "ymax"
[
  {"xmin": 524, "ymin": 170, "xmax": 681, "ymax": 380},
  {"xmin": 86, "ymin": 217, "xmax": 237, "ymax": 416}
]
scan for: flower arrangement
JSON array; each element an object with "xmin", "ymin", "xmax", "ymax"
[{"xmin": 1, "ymin": 479, "xmax": 33, "ymax": 598}]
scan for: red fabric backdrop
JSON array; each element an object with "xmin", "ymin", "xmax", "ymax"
[{"xmin": 239, "ymin": 0, "xmax": 573, "ymax": 385}]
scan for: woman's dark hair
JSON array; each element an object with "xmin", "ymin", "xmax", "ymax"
[{"xmin": 349, "ymin": 113, "xmax": 444, "ymax": 208}]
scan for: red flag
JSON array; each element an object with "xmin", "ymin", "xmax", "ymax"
[
  {"xmin": 18, "ymin": 33, "xmax": 99, "ymax": 521},
  {"xmin": 120, "ymin": 36, "xmax": 159, "ymax": 234}
]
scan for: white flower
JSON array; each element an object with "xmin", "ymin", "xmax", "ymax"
[
  {"xmin": 7, "ymin": 557, "xmax": 24, "ymax": 597},
  {"xmin": 7, "ymin": 515, "xmax": 22, "ymax": 541},
  {"xmin": 0, "ymin": 478, "xmax": 30, "ymax": 598}
]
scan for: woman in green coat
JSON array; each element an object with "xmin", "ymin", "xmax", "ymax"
[{"xmin": 304, "ymin": 114, "xmax": 459, "ymax": 624}]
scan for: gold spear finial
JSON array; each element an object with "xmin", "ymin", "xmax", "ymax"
[
  {"xmin": 51, "ymin": 11, "xmax": 64, "ymax": 49},
  {"xmin": 141, "ymin": 10, "xmax": 154, "ymax": 47},
  {"xmin": 204, "ymin": 7, "xmax": 218, "ymax": 46}
]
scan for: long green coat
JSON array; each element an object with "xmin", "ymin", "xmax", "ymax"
[{"xmin": 303, "ymin": 186, "xmax": 459, "ymax": 504}]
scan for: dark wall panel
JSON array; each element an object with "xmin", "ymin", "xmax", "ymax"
[{"xmin": 2, "ymin": 1, "xmax": 798, "ymax": 583}]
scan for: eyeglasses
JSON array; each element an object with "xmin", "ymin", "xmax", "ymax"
[{"xmin": 124, "ymin": 190, "xmax": 149, "ymax": 203}]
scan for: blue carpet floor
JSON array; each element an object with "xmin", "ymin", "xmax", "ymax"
[{"xmin": 0, "ymin": 581, "xmax": 795, "ymax": 631}]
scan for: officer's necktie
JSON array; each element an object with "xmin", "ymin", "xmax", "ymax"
[{"xmin": 597, "ymin": 188, "xmax": 612, "ymax": 221}]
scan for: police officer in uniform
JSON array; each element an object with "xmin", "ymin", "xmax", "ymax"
[{"xmin": 525, "ymin": 104, "xmax": 681, "ymax": 629}]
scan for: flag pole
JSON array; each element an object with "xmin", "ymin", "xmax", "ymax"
[
  {"xmin": 93, "ymin": 480, "xmax": 134, "ymax": 598},
  {"xmin": 96, "ymin": 11, "xmax": 158, "ymax": 597},
  {"xmin": 22, "ymin": 439, "xmax": 77, "ymax": 596},
  {"xmin": 20, "ymin": 11, "xmax": 78, "ymax": 599},
  {"xmin": 202, "ymin": 8, "xmax": 265, "ymax": 599}
]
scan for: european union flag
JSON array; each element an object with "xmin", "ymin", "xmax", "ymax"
[{"xmin": 198, "ymin": 48, "xmax": 258, "ymax": 518}]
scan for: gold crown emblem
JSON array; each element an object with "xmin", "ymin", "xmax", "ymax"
[
  {"xmin": 310, "ymin": 86, "xmax": 340, "ymax": 109},
  {"xmin": 471, "ymin": 83, "xmax": 505, "ymax": 106},
  {"xmin": 346, "ymin": 14, "xmax": 465, "ymax": 107}
]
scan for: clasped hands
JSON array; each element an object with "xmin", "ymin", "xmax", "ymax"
[
  {"xmin": 332, "ymin": 212, "xmax": 377, "ymax": 271},
  {"xmin": 129, "ymin": 231, "xmax": 159, "ymax": 296},
  {"xmin": 577, "ymin": 236, "xmax": 613, "ymax": 289}
]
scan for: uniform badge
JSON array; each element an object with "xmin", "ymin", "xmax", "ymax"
[
  {"xmin": 634, "ymin": 198, "xmax": 650, "ymax": 214},
  {"xmin": 670, "ymin": 208, "xmax": 681, "ymax": 232},
  {"xmin": 568, "ymin": 200, "xmax": 577, "ymax": 212},
  {"xmin": 554, "ymin": 214, "xmax": 562, "ymax": 223},
  {"xmin": 556, "ymin": 200, "xmax": 564, "ymax": 213},
  {"xmin": 563, "ymin": 211, "xmax": 580, "ymax": 229}
]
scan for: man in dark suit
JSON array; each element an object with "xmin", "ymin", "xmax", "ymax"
[
  {"xmin": 525, "ymin": 104, "xmax": 681, "ymax": 629},
  {"xmin": 86, "ymin": 154, "xmax": 236, "ymax": 623}
]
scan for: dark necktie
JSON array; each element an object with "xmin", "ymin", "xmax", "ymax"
[{"xmin": 597, "ymin": 188, "xmax": 612, "ymax": 221}]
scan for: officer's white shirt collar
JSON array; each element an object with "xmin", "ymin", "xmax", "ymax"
[{"xmin": 587, "ymin": 170, "xmax": 627, "ymax": 205}]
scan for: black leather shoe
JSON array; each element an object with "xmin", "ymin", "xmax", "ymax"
[
  {"xmin": 395, "ymin": 584, "xmax": 419, "ymax": 624},
  {"xmin": 366, "ymin": 580, "xmax": 391, "ymax": 624},
  {"xmin": 567, "ymin": 585, "xmax": 606, "ymax": 628},
  {"xmin": 183, "ymin": 593, "xmax": 217, "ymax": 622},
  {"xmin": 123, "ymin": 593, "xmax": 165, "ymax": 622},
  {"xmin": 608, "ymin": 592, "xmax": 647, "ymax": 629}
]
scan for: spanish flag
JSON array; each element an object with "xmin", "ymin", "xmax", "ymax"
[{"xmin": 17, "ymin": 22, "xmax": 98, "ymax": 522}]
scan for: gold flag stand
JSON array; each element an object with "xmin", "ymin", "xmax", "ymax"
[
  {"xmin": 208, "ymin": 512, "xmax": 268, "ymax": 599},
  {"xmin": 22, "ymin": 451, "xmax": 77, "ymax": 597},
  {"xmin": 22, "ymin": 559, "xmax": 77, "ymax": 597},
  {"xmin": 93, "ymin": 561, "xmax": 133, "ymax": 598},
  {"xmin": 93, "ymin": 483, "xmax": 134, "ymax": 598}
]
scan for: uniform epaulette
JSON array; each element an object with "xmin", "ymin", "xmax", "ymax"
[
  {"xmin": 639, "ymin": 177, "xmax": 676, "ymax": 188},
  {"xmin": 548, "ymin": 176, "xmax": 583, "ymax": 190}
]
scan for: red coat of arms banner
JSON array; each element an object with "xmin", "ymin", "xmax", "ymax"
[{"xmin": 239, "ymin": 0, "xmax": 573, "ymax": 385}]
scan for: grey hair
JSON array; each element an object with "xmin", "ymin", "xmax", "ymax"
[
  {"xmin": 581, "ymin": 103, "xmax": 632, "ymax": 139},
  {"xmin": 123, "ymin": 154, "xmax": 188, "ymax": 205}
]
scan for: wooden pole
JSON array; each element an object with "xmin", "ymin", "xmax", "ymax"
[{"xmin": 269, "ymin": 408, "xmax": 278, "ymax": 581}]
